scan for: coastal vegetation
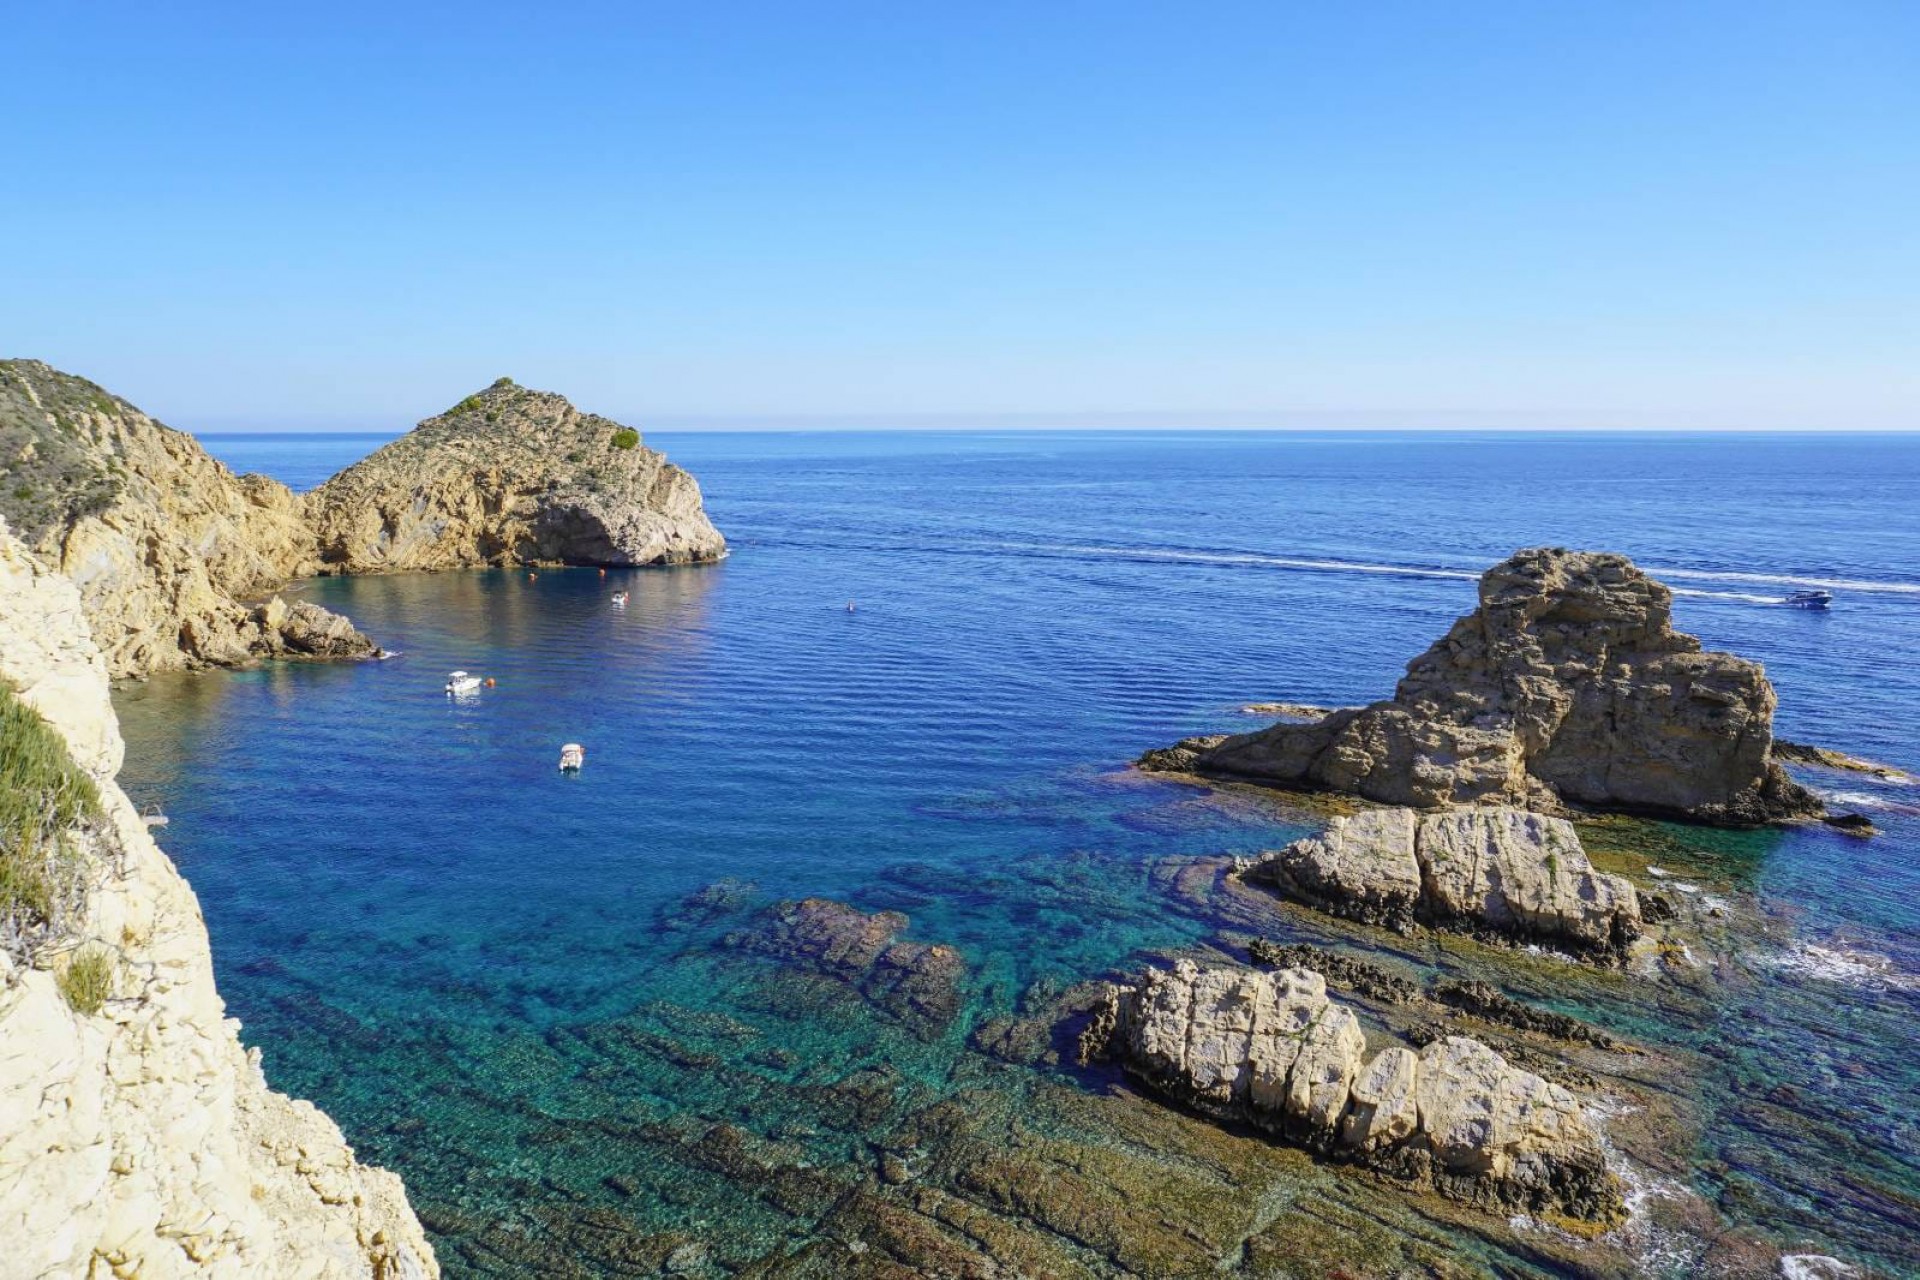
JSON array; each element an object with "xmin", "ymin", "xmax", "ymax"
[
  {"xmin": 55, "ymin": 944, "xmax": 115, "ymax": 1015},
  {"xmin": 0, "ymin": 678, "xmax": 101, "ymax": 970}
]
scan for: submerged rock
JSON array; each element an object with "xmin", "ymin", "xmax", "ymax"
[
  {"xmin": 1088, "ymin": 958, "xmax": 1622, "ymax": 1222},
  {"xmin": 1146, "ymin": 547, "xmax": 1820, "ymax": 826},
  {"xmin": 306, "ymin": 378, "xmax": 725, "ymax": 573},
  {"xmin": 1244, "ymin": 804, "xmax": 1641, "ymax": 957},
  {"xmin": 726, "ymin": 898, "xmax": 966, "ymax": 1039}
]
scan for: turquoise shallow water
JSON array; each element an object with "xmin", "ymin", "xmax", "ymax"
[{"xmin": 114, "ymin": 431, "xmax": 1920, "ymax": 1274}]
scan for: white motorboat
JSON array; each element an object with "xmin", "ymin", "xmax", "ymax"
[
  {"xmin": 611, "ymin": 591, "xmax": 630, "ymax": 607},
  {"xmin": 446, "ymin": 670, "xmax": 483, "ymax": 695},
  {"xmin": 558, "ymin": 743, "xmax": 586, "ymax": 772}
]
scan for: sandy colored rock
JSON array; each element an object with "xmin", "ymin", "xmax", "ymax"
[
  {"xmin": 1090, "ymin": 957, "xmax": 1620, "ymax": 1221},
  {"xmin": 0, "ymin": 359, "xmax": 375, "ymax": 677},
  {"xmin": 306, "ymin": 377, "xmax": 724, "ymax": 573},
  {"xmin": 0, "ymin": 521, "xmax": 437, "ymax": 1278},
  {"xmin": 1150, "ymin": 547, "xmax": 1819, "ymax": 825},
  {"xmin": 1245, "ymin": 803, "xmax": 1641, "ymax": 955},
  {"xmin": 727, "ymin": 898, "xmax": 967, "ymax": 1039}
]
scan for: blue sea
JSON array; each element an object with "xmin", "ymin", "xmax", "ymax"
[{"xmin": 114, "ymin": 431, "xmax": 1920, "ymax": 1276}]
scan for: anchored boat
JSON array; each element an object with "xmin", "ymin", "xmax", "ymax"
[
  {"xmin": 611, "ymin": 591, "xmax": 629, "ymax": 606},
  {"xmin": 446, "ymin": 670, "xmax": 483, "ymax": 694},
  {"xmin": 558, "ymin": 742, "xmax": 586, "ymax": 772}
]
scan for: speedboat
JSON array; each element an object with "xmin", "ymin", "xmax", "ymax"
[
  {"xmin": 558, "ymin": 743, "xmax": 586, "ymax": 772},
  {"xmin": 446, "ymin": 670, "xmax": 483, "ymax": 694},
  {"xmin": 1783, "ymin": 590, "xmax": 1833, "ymax": 610}
]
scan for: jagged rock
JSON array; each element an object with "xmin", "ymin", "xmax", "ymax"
[
  {"xmin": 727, "ymin": 898, "xmax": 966, "ymax": 1039},
  {"xmin": 0, "ymin": 523, "xmax": 436, "ymax": 1278},
  {"xmin": 1146, "ymin": 548, "xmax": 1820, "ymax": 826},
  {"xmin": 0, "ymin": 360, "xmax": 371, "ymax": 677},
  {"xmin": 1244, "ymin": 804, "xmax": 1641, "ymax": 957},
  {"xmin": 306, "ymin": 377, "xmax": 725, "ymax": 573},
  {"xmin": 1090, "ymin": 958, "xmax": 1621, "ymax": 1222}
]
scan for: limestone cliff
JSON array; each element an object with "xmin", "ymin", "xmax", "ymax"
[
  {"xmin": 0, "ymin": 521, "xmax": 437, "ymax": 1278},
  {"xmin": 0, "ymin": 360, "xmax": 376, "ymax": 678},
  {"xmin": 1144, "ymin": 547, "xmax": 1819, "ymax": 826},
  {"xmin": 305, "ymin": 378, "xmax": 725, "ymax": 573}
]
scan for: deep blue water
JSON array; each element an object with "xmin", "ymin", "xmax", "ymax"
[{"xmin": 116, "ymin": 430, "xmax": 1920, "ymax": 1275}]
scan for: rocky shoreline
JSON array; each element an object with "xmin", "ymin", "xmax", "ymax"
[{"xmin": 0, "ymin": 360, "xmax": 725, "ymax": 679}]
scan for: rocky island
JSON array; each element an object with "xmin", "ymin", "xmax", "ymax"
[
  {"xmin": 0, "ymin": 359, "xmax": 726, "ymax": 679},
  {"xmin": 1144, "ymin": 547, "xmax": 1821, "ymax": 826}
]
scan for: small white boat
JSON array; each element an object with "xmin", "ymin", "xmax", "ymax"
[
  {"xmin": 141, "ymin": 802, "xmax": 169, "ymax": 828},
  {"xmin": 558, "ymin": 743, "xmax": 586, "ymax": 772},
  {"xmin": 446, "ymin": 670, "xmax": 482, "ymax": 695},
  {"xmin": 611, "ymin": 591, "xmax": 630, "ymax": 607}
]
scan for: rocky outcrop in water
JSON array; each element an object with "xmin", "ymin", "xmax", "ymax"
[
  {"xmin": 1243, "ymin": 804, "xmax": 1642, "ymax": 957},
  {"xmin": 1085, "ymin": 958, "xmax": 1621, "ymax": 1222},
  {"xmin": 0, "ymin": 522, "xmax": 437, "ymax": 1277},
  {"xmin": 0, "ymin": 359, "xmax": 376, "ymax": 677},
  {"xmin": 1, "ymin": 360, "xmax": 727, "ymax": 678},
  {"xmin": 726, "ymin": 898, "xmax": 966, "ymax": 1039},
  {"xmin": 306, "ymin": 378, "xmax": 725, "ymax": 573},
  {"xmin": 1145, "ymin": 547, "xmax": 1819, "ymax": 826}
]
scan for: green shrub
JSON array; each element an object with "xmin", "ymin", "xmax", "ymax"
[
  {"xmin": 490, "ymin": 376, "xmax": 516, "ymax": 389},
  {"xmin": 610, "ymin": 428, "xmax": 640, "ymax": 450},
  {"xmin": 58, "ymin": 945, "xmax": 115, "ymax": 1015},
  {"xmin": 1, "ymin": 680, "xmax": 101, "ymax": 966}
]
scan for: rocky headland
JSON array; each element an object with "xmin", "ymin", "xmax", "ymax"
[
  {"xmin": 305, "ymin": 377, "xmax": 725, "ymax": 574},
  {"xmin": 1082, "ymin": 958, "xmax": 1622, "ymax": 1223},
  {"xmin": 0, "ymin": 520, "xmax": 437, "ymax": 1276},
  {"xmin": 1145, "ymin": 547, "xmax": 1821, "ymax": 826},
  {"xmin": 0, "ymin": 360, "xmax": 376, "ymax": 677},
  {"xmin": 1242, "ymin": 803, "xmax": 1643, "ymax": 958},
  {"xmin": 0, "ymin": 360, "xmax": 725, "ymax": 679}
]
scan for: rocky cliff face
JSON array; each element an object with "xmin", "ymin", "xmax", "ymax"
[
  {"xmin": 1146, "ymin": 547, "xmax": 1818, "ymax": 826},
  {"xmin": 1085, "ymin": 958, "xmax": 1620, "ymax": 1223},
  {"xmin": 305, "ymin": 378, "xmax": 725, "ymax": 573},
  {"xmin": 0, "ymin": 360, "xmax": 377, "ymax": 679},
  {"xmin": 0, "ymin": 520, "xmax": 437, "ymax": 1278},
  {"xmin": 2, "ymin": 361, "xmax": 728, "ymax": 679}
]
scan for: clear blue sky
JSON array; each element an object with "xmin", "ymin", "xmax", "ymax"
[{"xmin": 3, "ymin": 2, "xmax": 1916, "ymax": 430}]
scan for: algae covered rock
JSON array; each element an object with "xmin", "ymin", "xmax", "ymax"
[
  {"xmin": 1149, "ymin": 547, "xmax": 1818, "ymax": 826},
  {"xmin": 306, "ymin": 377, "xmax": 725, "ymax": 573},
  {"xmin": 726, "ymin": 898, "xmax": 966, "ymax": 1039},
  {"xmin": 1088, "ymin": 958, "xmax": 1621, "ymax": 1222}
]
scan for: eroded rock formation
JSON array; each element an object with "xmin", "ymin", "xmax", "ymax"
[
  {"xmin": 0, "ymin": 359, "xmax": 376, "ymax": 677},
  {"xmin": 306, "ymin": 378, "xmax": 725, "ymax": 573},
  {"xmin": 1145, "ymin": 547, "xmax": 1819, "ymax": 825},
  {"xmin": 0, "ymin": 521, "xmax": 436, "ymax": 1277},
  {"xmin": 1, "ymin": 360, "xmax": 727, "ymax": 678},
  {"xmin": 1085, "ymin": 958, "xmax": 1621, "ymax": 1222},
  {"xmin": 1244, "ymin": 804, "xmax": 1641, "ymax": 956},
  {"xmin": 727, "ymin": 898, "xmax": 966, "ymax": 1039}
]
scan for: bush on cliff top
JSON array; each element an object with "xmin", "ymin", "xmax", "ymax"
[
  {"xmin": 0, "ymin": 679, "xmax": 101, "ymax": 969},
  {"xmin": 610, "ymin": 428, "xmax": 640, "ymax": 450}
]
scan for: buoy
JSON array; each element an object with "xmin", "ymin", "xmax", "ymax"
[
  {"xmin": 528, "ymin": 572, "xmax": 538, "ymax": 581},
  {"xmin": 484, "ymin": 677, "xmax": 496, "ymax": 688},
  {"xmin": 598, "ymin": 568, "xmax": 606, "ymax": 577}
]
